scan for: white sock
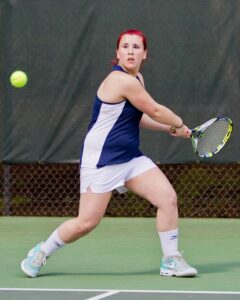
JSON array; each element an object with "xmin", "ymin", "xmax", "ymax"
[
  {"xmin": 158, "ymin": 229, "xmax": 179, "ymax": 257},
  {"xmin": 41, "ymin": 229, "xmax": 66, "ymax": 257}
]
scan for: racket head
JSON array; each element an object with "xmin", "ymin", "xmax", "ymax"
[{"xmin": 190, "ymin": 116, "xmax": 233, "ymax": 158}]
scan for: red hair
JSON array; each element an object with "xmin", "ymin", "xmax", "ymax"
[
  {"xmin": 112, "ymin": 29, "xmax": 147, "ymax": 65},
  {"xmin": 116, "ymin": 29, "xmax": 147, "ymax": 50}
]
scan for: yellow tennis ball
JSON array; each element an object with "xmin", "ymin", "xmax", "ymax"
[{"xmin": 10, "ymin": 70, "xmax": 28, "ymax": 88}]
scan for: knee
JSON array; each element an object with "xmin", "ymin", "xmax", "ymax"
[
  {"xmin": 74, "ymin": 219, "xmax": 99, "ymax": 236},
  {"xmin": 156, "ymin": 188, "xmax": 178, "ymax": 210},
  {"xmin": 168, "ymin": 189, "xmax": 178, "ymax": 208}
]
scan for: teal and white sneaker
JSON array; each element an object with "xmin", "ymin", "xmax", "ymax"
[
  {"xmin": 21, "ymin": 242, "xmax": 47, "ymax": 278},
  {"xmin": 160, "ymin": 253, "xmax": 197, "ymax": 277}
]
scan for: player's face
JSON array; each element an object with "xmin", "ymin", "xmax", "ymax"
[{"xmin": 116, "ymin": 34, "xmax": 147, "ymax": 75}]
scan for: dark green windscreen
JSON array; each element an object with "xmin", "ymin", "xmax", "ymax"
[{"xmin": 0, "ymin": 0, "xmax": 239, "ymax": 163}]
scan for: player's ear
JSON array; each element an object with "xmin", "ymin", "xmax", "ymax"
[
  {"xmin": 116, "ymin": 49, "xmax": 120, "ymax": 60},
  {"xmin": 143, "ymin": 50, "xmax": 147, "ymax": 60}
]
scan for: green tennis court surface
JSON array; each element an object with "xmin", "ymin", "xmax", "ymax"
[
  {"xmin": 0, "ymin": 217, "xmax": 240, "ymax": 300},
  {"xmin": 0, "ymin": 289, "xmax": 240, "ymax": 300}
]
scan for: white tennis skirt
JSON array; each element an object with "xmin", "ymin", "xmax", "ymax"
[{"xmin": 80, "ymin": 156, "xmax": 156, "ymax": 193}]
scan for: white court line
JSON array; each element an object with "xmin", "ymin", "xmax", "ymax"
[
  {"xmin": 0, "ymin": 288, "xmax": 240, "ymax": 295},
  {"xmin": 85, "ymin": 290, "xmax": 120, "ymax": 300}
]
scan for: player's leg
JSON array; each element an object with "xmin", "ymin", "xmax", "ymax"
[
  {"xmin": 125, "ymin": 166, "xmax": 197, "ymax": 277},
  {"xmin": 125, "ymin": 166, "xmax": 178, "ymax": 231},
  {"xmin": 57, "ymin": 191, "xmax": 112, "ymax": 243},
  {"xmin": 21, "ymin": 191, "xmax": 112, "ymax": 277}
]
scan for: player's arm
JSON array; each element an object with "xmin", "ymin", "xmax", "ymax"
[
  {"xmin": 140, "ymin": 113, "xmax": 191, "ymax": 138},
  {"xmin": 119, "ymin": 72, "xmax": 183, "ymax": 128},
  {"xmin": 135, "ymin": 74, "xmax": 177, "ymax": 132},
  {"xmin": 140, "ymin": 113, "xmax": 171, "ymax": 132}
]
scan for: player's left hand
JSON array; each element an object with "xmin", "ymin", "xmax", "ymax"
[{"xmin": 169, "ymin": 125, "xmax": 191, "ymax": 138}]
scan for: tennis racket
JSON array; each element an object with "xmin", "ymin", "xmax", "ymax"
[{"xmin": 190, "ymin": 116, "xmax": 233, "ymax": 158}]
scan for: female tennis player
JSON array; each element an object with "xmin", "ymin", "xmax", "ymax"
[{"xmin": 21, "ymin": 29, "xmax": 197, "ymax": 278}]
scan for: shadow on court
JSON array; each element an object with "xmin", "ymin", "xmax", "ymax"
[
  {"xmin": 32, "ymin": 269, "xmax": 161, "ymax": 278},
  {"xmin": 195, "ymin": 261, "xmax": 240, "ymax": 274}
]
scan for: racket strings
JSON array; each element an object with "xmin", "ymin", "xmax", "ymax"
[{"xmin": 196, "ymin": 120, "xmax": 230, "ymax": 156}]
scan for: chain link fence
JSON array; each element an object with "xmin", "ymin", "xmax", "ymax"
[{"xmin": 0, "ymin": 163, "xmax": 239, "ymax": 218}]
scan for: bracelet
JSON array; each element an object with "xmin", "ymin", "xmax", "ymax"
[{"xmin": 175, "ymin": 122, "xmax": 184, "ymax": 129}]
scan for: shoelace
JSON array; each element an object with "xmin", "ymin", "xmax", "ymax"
[
  {"xmin": 171, "ymin": 255, "xmax": 190, "ymax": 269},
  {"xmin": 32, "ymin": 251, "xmax": 46, "ymax": 267},
  {"xmin": 171, "ymin": 250, "xmax": 184, "ymax": 260}
]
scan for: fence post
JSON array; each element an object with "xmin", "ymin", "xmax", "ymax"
[{"xmin": 3, "ymin": 164, "xmax": 11, "ymax": 216}]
